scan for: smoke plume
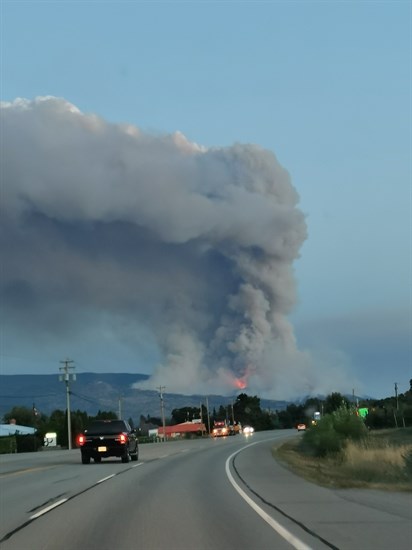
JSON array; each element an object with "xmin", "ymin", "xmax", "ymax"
[{"xmin": 1, "ymin": 96, "xmax": 320, "ymax": 398}]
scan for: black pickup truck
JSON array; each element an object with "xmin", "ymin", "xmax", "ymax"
[{"xmin": 78, "ymin": 419, "xmax": 139, "ymax": 464}]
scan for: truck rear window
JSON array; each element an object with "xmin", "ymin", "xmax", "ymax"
[{"xmin": 86, "ymin": 421, "xmax": 128, "ymax": 435}]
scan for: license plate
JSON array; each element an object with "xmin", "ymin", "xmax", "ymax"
[{"xmin": 98, "ymin": 446, "xmax": 107, "ymax": 452}]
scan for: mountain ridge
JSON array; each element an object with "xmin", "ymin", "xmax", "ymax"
[{"xmin": 0, "ymin": 373, "xmax": 290, "ymax": 422}]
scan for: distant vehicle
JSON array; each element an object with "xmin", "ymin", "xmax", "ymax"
[
  {"xmin": 242, "ymin": 425, "xmax": 254, "ymax": 435},
  {"xmin": 211, "ymin": 420, "xmax": 230, "ymax": 437},
  {"xmin": 78, "ymin": 419, "xmax": 139, "ymax": 464},
  {"xmin": 297, "ymin": 423, "xmax": 306, "ymax": 431}
]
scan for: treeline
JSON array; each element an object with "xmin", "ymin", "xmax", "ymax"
[
  {"xmin": 2, "ymin": 381, "xmax": 411, "ymax": 452},
  {"xmin": 274, "ymin": 383, "xmax": 412, "ymax": 430},
  {"xmin": 2, "ymin": 394, "xmax": 276, "ymax": 448},
  {"xmin": 171, "ymin": 394, "xmax": 276, "ymax": 431}
]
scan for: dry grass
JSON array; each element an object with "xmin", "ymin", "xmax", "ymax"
[
  {"xmin": 341, "ymin": 440, "xmax": 411, "ymax": 485},
  {"xmin": 273, "ymin": 429, "xmax": 412, "ymax": 492}
]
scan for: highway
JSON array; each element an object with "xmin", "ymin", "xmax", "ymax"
[{"xmin": 0, "ymin": 430, "xmax": 410, "ymax": 549}]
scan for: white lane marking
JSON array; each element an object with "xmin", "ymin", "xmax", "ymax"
[
  {"xmin": 96, "ymin": 474, "xmax": 116, "ymax": 483},
  {"xmin": 30, "ymin": 499, "xmax": 68, "ymax": 519},
  {"xmin": 29, "ymin": 464, "xmax": 143, "ymax": 520},
  {"xmin": 225, "ymin": 443, "xmax": 313, "ymax": 550}
]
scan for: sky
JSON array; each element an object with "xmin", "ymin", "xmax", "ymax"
[{"xmin": 0, "ymin": 0, "xmax": 410, "ymax": 400}]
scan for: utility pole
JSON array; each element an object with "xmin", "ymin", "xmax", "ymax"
[
  {"xmin": 157, "ymin": 386, "xmax": 166, "ymax": 443},
  {"xmin": 59, "ymin": 359, "xmax": 76, "ymax": 450},
  {"xmin": 394, "ymin": 382, "xmax": 399, "ymax": 410},
  {"xmin": 206, "ymin": 396, "xmax": 211, "ymax": 435},
  {"xmin": 200, "ymin": 402, "xmax": 205, "ymax": 436},
  {"xmin": 118, "ymin": 396, "xmax": 123, "ymax": 420},
  {"xmin": 32, "ymin": 403, "xmax": 39, "ymax": 451}
]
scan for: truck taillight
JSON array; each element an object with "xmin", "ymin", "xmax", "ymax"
[
  {"xmin": 78, "ymin": 434, "xmax": 85, "ymax": 446},
  {"xmin": 119, "ymin": 433, "xmax": 127, "ymax": 444}
]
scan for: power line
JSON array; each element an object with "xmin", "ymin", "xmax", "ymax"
[
  {"xmin": 0, "ymin": 393, "xmax": 59, "ymax": 398},
  {"xmin": 70, "ymin": 390, "xmax": 104, "ymax": 407},
  {"xmin": 70, "ymin": 390, "xmax": 119, "ymax": 411}
]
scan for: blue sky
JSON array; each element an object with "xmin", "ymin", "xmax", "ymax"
[{"xmin": 1, "ymin": 0, "xmax": 410, "ymax": 399}]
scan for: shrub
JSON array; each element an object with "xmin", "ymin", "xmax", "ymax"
[
  {"xmin": 332, "ymin": 406, "xmax": 368, "ymax": 441},
  {"xmin": 402, "ymin": 406, "xmax": 412, "ymax": 427},
  {"xmin": 15, "ymin": 434, "xmax": 42, "ymax": 452},
  {"xmin": 301, "ymin": 406, "xmax": 367, "ymax": 457},
  {"xmin": 0, "ymin": 436, "xmax": 17, "ymax": 454},
  {"xmin": 301, "ymin": 416, "xmax": 344, "ymax": 457},
  {"xmin": 365, "ymin": 409, "xmax": 390, "ymax": 429},
  {"xmin": 403, "ymin": 448, "xmax": 412, "ymax": 478}
]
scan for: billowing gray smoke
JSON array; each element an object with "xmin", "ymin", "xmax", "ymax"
[{"xmin": 1, "ymin": 96, "xmax": 317, "ymax": 397}]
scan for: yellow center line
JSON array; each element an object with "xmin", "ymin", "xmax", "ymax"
[{"xmin": 0, "ymin": 465, "xmax": 56, "ymax": 478}]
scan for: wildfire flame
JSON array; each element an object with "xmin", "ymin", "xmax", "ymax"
[{"xmin": 234, "ymin": 377, "xmax": 247, "ymax": 390}]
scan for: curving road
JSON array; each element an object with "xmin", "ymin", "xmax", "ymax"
[{"xmin": 0, "ymin": 430, "xmax": 410, "ymax": 549}]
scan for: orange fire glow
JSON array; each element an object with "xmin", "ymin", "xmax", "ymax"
[{"xmin": 234, "ymin": 377, "xmax": 247, "ymax": 390}]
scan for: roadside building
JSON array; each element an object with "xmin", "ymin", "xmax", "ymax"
[
  {"xmin": 156, "ymin": 421, "xmax": 207, "ymax": 439},
  {"xmin": 0, "ymin": 424, "xmax": 36, "ymax": 436}
]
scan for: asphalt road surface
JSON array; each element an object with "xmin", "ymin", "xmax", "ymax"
[{"xmin": 0, "ymin": 430, "xmax": 411, "ymax": 549}]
